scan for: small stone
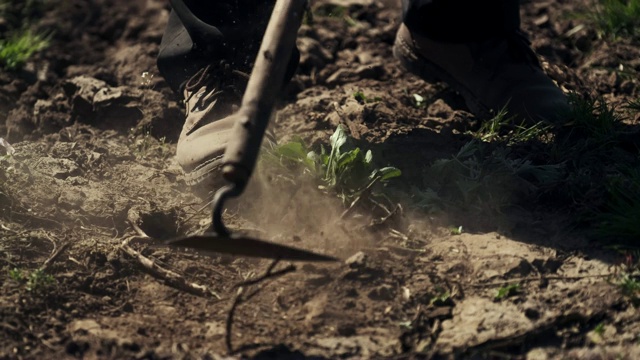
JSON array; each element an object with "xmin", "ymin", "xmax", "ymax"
[
  {"xmin": 345, "ymin": 251, "xmax": 367, "ymax": 268},
  {"xmin": 368, "ymin": 284, "xmax": 396, "ymax": 301}
]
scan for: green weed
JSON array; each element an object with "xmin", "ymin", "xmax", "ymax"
[
  {"xmin": 624, "ymin": 98, "xmax": 640, "ymax": 113},
  {"xmin": 8, "ymin": 267, "xmax": 23, "ymax": 282},
  {"xmin": 583, "ymin": 0, "xmax": 640, "ymax": 38},
  {"xmin": 8, "ymin": 267, "xmax": 55, "ymax": 292},
  {"xmin": 469, "ymin": 106, "xmax": 552, "ymax": 145},
  {"xmin": 605, "ymin": 248, "xmax": 638, "ymax": 306},
  {"xmin": 429, "ymin": 289, "xmax": 452, "ymax": 306},
  {"xmin": 617, "ymin": 272, "xmax": 640, "ymax": 306},
  {"xmin": 312, "ymin": 3, "xmax": 359, "ymax": 27},
  {"xmin": 495, "ymin": 283, "xmax": 521, "ymax": 300},
  {"xmin": 564, "ymin": 93, "xmax": 621, "ymax": 140},
  {"xmin": 0, "ymin": 29, "xmax": 50, "ymax": 70},
  {"xmin": 422, "ymin": 140, "xmax": 563, "ymax": 212},
  {"xmin": 353, "ymin": 90, "xmax": 381, "ymax": 104},
  {"xmin": 264, "ymin": 125, "xmax": 401, "ymax": 203},
  {"xmin": 591, "ymin": 168, "xmax": 640, "ymax": 242},
  {"xmin": 449, "ymin": 226, "xmax": 463, "ymax": 235}
]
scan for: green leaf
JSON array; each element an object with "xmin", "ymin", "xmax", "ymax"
[
  {"xmin": 364, "ymin": 150, "xmax": 373, "ymax": 165},
  {"xmin": 330, "ymin": 125, "xmax": 348, "ymax": 153},
  {"xmin": 275, "ymin": 142, "xmax": 307, "ymax": 160},
  {"xmin": 337, "ymin": 148, "xmax": 361, "ymax": 170},
  {"xmin": 369, "ymin": 166, "xmax": 402, "ymax": 181}
]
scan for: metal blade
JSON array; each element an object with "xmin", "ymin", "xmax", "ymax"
[{"xmin": 162, "ymin": 233, "xmax": 339, "ymax": 262}]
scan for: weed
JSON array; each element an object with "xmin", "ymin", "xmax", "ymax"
[
  {"xmin": 129, "ymin": 129, "xmax": 172, "ymax": 161},
  {"xmin": 624, "ymin": 98, "xmax": 640, "ymax": 113},
  {"xmin": 591, "ymin": 167, "xmax": 640, "ymax": 242},
  {"xmin": 0, "ymin": 29, "xmax": 50, "ymax": 70},
  {"xmin": 564, "ymin": 93, "xmax": 621, "ymax": 140},
  {"xmin": 264, "ymin": 125, "xmax": 401, "ymax": 203},
  {"xmin": 422, "ymin": 140, "xmax": 563, "ymax": 212},
  {"xmin": 594, "ymin": 322, "xmax": 606, "ymax": 336},
  {"xmin": 353, "ymin": 90, "xmax": 381, "ymax": 104},
  {"xmin": 469, "ymin": 106, "xmax": 552, "ymax": 145},
  {"xmin": 495, "ymin": 283, "xmax": 521, "ymax": 300},
  {"xmin": 8, "ymin": 267, "xmax": 23, "ymax": 282},
  {"xmin": 617, "ymin": 273, "xmax": 640, "ymax": 305},
  {"xmin": 449, "ymin": 226, "xmax": 463, "ymax": 235},
  {"xmin": 26, "ymin": 268, "xmax": 55, "ymax": 291},
  {"xmin": 312, "ymin": 3, "xmax": 359, "ymax": 27},
  {"xmin": 410, "ymin": 187, "xmax": 443, "ymax": 213},
  {"xmin": 429, "ymin": 288, "xmax": 452, "ymax": 306},
  {"xmin": 581, "ymin": 0, "xmax": 640, "ymax": 39},
  {"xmin": 7, "ymin": 267, "xmax": 55, "ymax": 292}
]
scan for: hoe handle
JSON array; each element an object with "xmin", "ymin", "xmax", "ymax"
[{"xmin": 221, "ymin": 0, "xmax": 307, "ymax": 191}]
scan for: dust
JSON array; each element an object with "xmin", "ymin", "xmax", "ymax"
[{"xmin": 231, "ymin": 161, "xmax": 373, "ymax": 260}]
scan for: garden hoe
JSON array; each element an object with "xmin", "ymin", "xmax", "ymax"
[{"xmin": 163, "ymin": 0, "xmax": 338, "ymax": 262}]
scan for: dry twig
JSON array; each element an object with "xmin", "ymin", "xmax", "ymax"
[
  {"xmin": 119, "ymin": 236, "xmax": 220, "ymax": 299},
  {"xmin": 467, "ymin": 273, "xmax": 613, "ymax": 288},
  {"xmin": 40, "ymin": 241, "xmax": 70, "ymax": 271},
  {"xmin": 225, "ymin": 259, "xmax": 296, "ymax": 354}
]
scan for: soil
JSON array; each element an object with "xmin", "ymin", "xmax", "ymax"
[{"xmin": 1, "ymin": 0, "xmax": 640, "ymax": 359}]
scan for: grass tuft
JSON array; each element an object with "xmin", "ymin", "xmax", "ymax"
[
  {"xmin": 0, "ymin": 29, "xmax": 50, "ymax": 70},
  {"xmin": 586, "ymin": 0, "xmax": 640, "ymax": 39}
]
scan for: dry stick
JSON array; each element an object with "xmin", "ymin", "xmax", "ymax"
[
  {"xmin": 119, "ymin": 236, "xmax": 221, "ymax": 299},
  {"xmin": 225, "ymin": 259, "xmax": 296, "ymax": 354},
  {"xmin": 467, "ymin": 273, "xmax": 614, "ymax": 288},
  {"xmin": 40, "ymin": 242, "xmax": 70, "ymax": 271},
  {"xmin": 340, "ymin": 176, "xmax": 381, "ymax": 220}
]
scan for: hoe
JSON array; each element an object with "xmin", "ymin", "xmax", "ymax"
[{"xmin": 163, "ymin": 0, "xmax": 337, "ymax": 262}]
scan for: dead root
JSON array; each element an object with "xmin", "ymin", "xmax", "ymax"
[
  {"xmin": 119, "ymin": 236, "xmax": 221, "ymax": 299},
  {"xmin": 225, "ymin": 259, "xmax": 296, "ymax": 354}
]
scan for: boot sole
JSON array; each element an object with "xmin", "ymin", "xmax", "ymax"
[
  {"xmin": 392, "ymin": 31, "xmax": 490, "ymax": 118},
  {"xmin": 183, "ymin": 155, "xmax": 224, "ymax": 199}
]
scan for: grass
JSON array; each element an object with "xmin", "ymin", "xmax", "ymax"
[
  {"xmin": 0, "ymin": 29, "xmax": 50, "ymax": 70},
  {"xmin": 495, "ymin": 283, "xmax": 521, "ymax": 300},
  {"xmin": 563, "ymin": 93, "xmax": 621, "ymax": 140},
  {"xmin": 412, "ymin": 92, "xmax": 640, "ymax": 245},
  {"xmin": 0, "ymin": 0, "xmax": 51, "ymax": 70},
  {"xmin": 421, "ymin": 139, "xmax": 563, "ymax": 213},
  {"xmin": 591, "ymin": 168, "xmax": 640, "ymax": 243},
  {"xmin": 583, "ymin": 0, "xmax": 640, "ymax": 39},
  {"xmin": 467, "ymin": 106, "xmax": 552, "ymax": 144},
  {"xmin": 129, "ymin": 130, "xmax": 172, "ymax": 161},
  {"xmin": 625, "ymin": 98, "xmax": 640, "ymax": 112},
  {"xmin": 311, "ymin": 3, "xmax": 360, "ymax": 27}
]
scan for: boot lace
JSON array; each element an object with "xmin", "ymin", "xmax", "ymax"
[{"xmin": 183, "ymin": 61, "xmax": 250, "ymax": 114}]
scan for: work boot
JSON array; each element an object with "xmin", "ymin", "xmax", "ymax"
[
  {"xmin": 158, "ymin": 0, "xmax": 300, "ymax": 198},
  {"xmin": 393, "ymin": 23, "xmax": 569, "ymax": 123},
  {"xmin": 176, "ymin": 62, "xmax": 249, "ymax": 198}
]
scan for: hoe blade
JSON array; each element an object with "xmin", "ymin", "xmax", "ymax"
[{"xmin": 163, "ymin": 234, "xmax": 339, "ymax": 262}]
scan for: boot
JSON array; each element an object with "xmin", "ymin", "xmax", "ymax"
[
  {"xmin": 393, "ymin": 23, "xmax": 569, "ymax": 124},
  {"xmin": 157, "ymin": 0, "xmax": 298, "ymax": 197}
]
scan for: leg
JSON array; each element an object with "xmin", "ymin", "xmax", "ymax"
[{"xmin": 395, "ymin": 0, "xmax": 569, "ymax": 123}]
